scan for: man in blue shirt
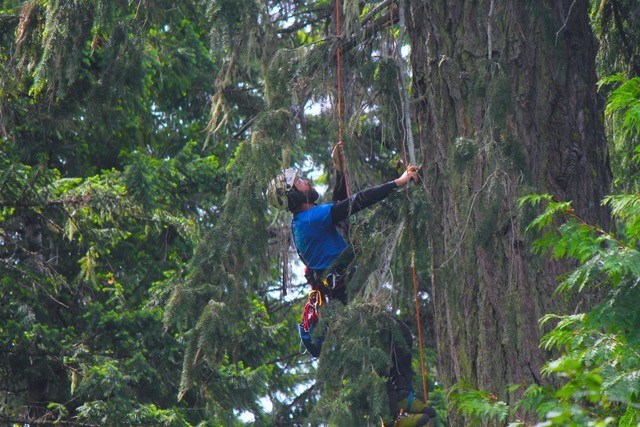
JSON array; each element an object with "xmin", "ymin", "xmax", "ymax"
[
  {"xmin": 268, "ymin": 145, "xmax": 418, "ymax": 299},
  {"xmin": 267, "ymin": 145, "xmax": 434, "ymax": 426}
]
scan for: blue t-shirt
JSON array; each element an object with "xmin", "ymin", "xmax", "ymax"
[{"xmin": 292, "ymin": 203, "xmax": 348, "ymax": 271}]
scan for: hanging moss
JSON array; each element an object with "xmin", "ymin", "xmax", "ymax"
[
  {"xmin": 264, "ymin": 48, "xmax": 308, "ymax": 109},
  {"xmin": 453, "ymin": 136, "xmax": 478, "ymax": 170},
  {"xmin": 473, "ymin": 196, "xmax": 502, "ymax": 249},
  {"xmin": 486, "ymin": 71, "xmax": 513, "ymax": 131},
  {"xmin": 469, "ymin": 60, "xmax": 489, "ymax": 102},
  {"xmin": 252, "ymin": 108, "xmax": 295, "ymax": 144},
  {"xmin": 498, "ymin": 131, "xmax": 528, "ymax": 179}
]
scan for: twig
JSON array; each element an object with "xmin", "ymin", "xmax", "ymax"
[
  {"xmin": 487, "ymin": 0, "xmax": 494, "ymax": 59},
  {"xmin": 555, "ymin": 0, "xmax": 577, "ymax": 42},
  {"xmin": 436, "ymin": 170, "xmax": 501, "ymax": 270},
  {"xmin": 393, "ymin": 0, "xmax": 416, "ymax": 165}
]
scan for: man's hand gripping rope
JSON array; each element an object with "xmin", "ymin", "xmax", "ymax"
[{"xmin": 395, "ymin": 164, "xmax": 421, "ymax": 187}]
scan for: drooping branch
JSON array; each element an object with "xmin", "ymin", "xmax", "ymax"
[
  {"xmin": 292, "ymin": 3, "xmax": 399, "ymax": 104},
  {"xmin": 361, "ymin": 0, "xmax": 396, "ymax": 27},
  {"xmin": 0, "ymin": 13, "xmax": 19, "ymax": 26},
  {"xmin": 276, "ymin": 8, "xmax": 332, "ymax": 34},
  {"xmin": 0, "ymin": 416, "xmax": 98, "ymax": 427},
  {"xmin": 341, "ymin": 3, "xmax": 398, "ymax": 53},
  {"xmin": 233, "ymin": 2, "xmax": 399, "ymax": 137},
  {"xmin": 0, "ymin": 195, "xmax": 91, "ymax": 208},
  {"xmin": 610, "ymin": 0, "xmax": 640, "ymax": 75}
]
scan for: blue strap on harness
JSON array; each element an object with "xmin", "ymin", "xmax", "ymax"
[{"xmin": 406, "ymin": 390, "xmax": 415, "ymax": 413}]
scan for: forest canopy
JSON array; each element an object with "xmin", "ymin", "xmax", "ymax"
[{"xmin": 1, "ymin": 0, "xmax": 639, "ymax": 426}]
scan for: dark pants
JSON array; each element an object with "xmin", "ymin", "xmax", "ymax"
[
  {"xmin": 301, "ymin": 259, "xmax": 417, "ymax": 417},
  {"xmin": 386, "ymin": 319, "xmax": 414, "ymax": 415}
]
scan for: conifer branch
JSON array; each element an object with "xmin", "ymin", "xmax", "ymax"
[
  {"xmin": 276, "ymin": 11, "xmax": 332, "ymax": 34},
  {"xmin": 342, "ymin": 4, "xmax": 398, "ymax": 52},
  {"xmin": 0, "ymin": 417, "xmax": 98, "ymax": 427},
  {"xmin": 610, "ymin": 0, "xmax": 640, "ymax": 75},
  {"xmin": 360, "ymin": 0, "xmax": 396, "ymax": 28},
  {"xmin": 0, "ymin": 195, "xmax": 92, "ymax": 208},
  {"xmin": 0, "ymin": 14, "xmax": 19, "ymax": 26},
  {"xmin": 286, "ymin": 4, "xmax": 398, "ymax": 104}
]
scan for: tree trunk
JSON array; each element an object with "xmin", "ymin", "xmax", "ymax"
[{"xmin": 406, "ymin": 0, "xmax": 611, "ymax": 423}]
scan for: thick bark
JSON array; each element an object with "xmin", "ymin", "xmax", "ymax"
[{"xmin": 407, "ymin": 0, "xmax": 611, "ymax": 423}]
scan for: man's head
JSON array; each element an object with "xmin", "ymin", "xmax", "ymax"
[{"xmin": 267, "ymin": 168, "xmax": 319, "ymax": 212}]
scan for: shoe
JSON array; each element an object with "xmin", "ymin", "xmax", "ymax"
[
  {"xmin": 397, "ymin": 397, "xmax": 436, "ymax": 418},
  {"xmin": 393, "ymin": 412, "xmax": 431, "ymax": 427}
]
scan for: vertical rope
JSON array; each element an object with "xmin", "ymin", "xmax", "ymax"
[
  {"xmin": 282, "ymin": 233, "xmax": 289, "ymax": 296},
  {"xmin": 412, "ymin": 251, "xmax": 429, "ymax": 402},
  {"xmin": 392, "ymin": 0, "xmax": 427, "ymax": 401},
  {"xmin": 335, "ymin": 0, "xmax": 343, "ymax": 144},
  {"xmin": 394, "ymin": 0, "xmax": 416, "ymax": 166},
  {"xmin": 282, "ymin": 150, "xmax": 291, "ymax": 296},
  {"xmin": 335, "ymin": 0, "xmax": 351, "ymax": 197}
]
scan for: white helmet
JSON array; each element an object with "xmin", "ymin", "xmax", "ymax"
[{"xmin": 266, "ymin": 168, "xmax": 299, "ymax": 211}]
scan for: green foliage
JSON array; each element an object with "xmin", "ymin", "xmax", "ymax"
[
  {"xmin": 601, "ymin": 74, "xmax": 640, "ymax": 136},
  {"xmin": 448, "ymin": 381, "xmax": 509, "ymax": 425},
  {"xmin": 1, "ymin": 0, "xmax": 442, "ymax": 425},
  {"xmin": 312, "ymin": 301, "xmax": 401, "ymax": 424},
  {"xmin": 0, "ymin": 1, "xmax": 233, "ymax": 424},
  {"xmin": 453, "ymin": 192, "xmax": 640, "ymax": 425},
  {"xmin": 453, "ymin": 136, "xmax": 478, "ymax": 166},
  {"xmin": 590, "ymin": 0, "xmax": 640, "ymax": 76},
  {"xmin": 162, "ymin": 112, "xmax": 307, "ymax": 421},
  {"xmin": 591, "ymin": 0, "xmax": 640, "ymax": 192},
  {"xmin": 486, "ymin": 71, "xmax": 513, "ymax": 131},
  {"xmin": 597, "ymin": 73, "xmax": 640, "ymax": 192}
]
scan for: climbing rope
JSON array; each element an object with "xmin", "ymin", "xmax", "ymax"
[
  {"xmin": 333, "ymin": 0, "xmax": 429, "ymax": 403},
  {"xmin": 335, "ymin": 0, "xmax": 351, "ymax": 197},
  {"xmin": 412, "ymin": 252, "xmax": 428, "ymax": 402},
  {"xmin": 335, "ymin": 0, "xmax": 343, "ymax": 145},
  {"xmin": 390, "ymin": 0, "xmax": 428, "ymax": 402},
  {"xmin": 282, "ymin": 232, "xmax": 290, "ymax": 296}
]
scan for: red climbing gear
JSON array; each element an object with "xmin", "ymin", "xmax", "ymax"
[{"xmin": 300, "ymin": 289, "xmax": 322, "ymax": 332}]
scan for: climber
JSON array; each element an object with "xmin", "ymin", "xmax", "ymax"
[
  {"xmin": 267, "ymin": 143, "xmax": 418, "ymax": 301},
  {"xmin": 266, "ymin": 144, "xmax": 435, "ymax": 427}
]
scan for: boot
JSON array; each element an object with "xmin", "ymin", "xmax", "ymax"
[
  {"xmin": 393, "ymin": 412, "xmax": 431, "ymax": 427},
  {"xmin": 397, "ymin": 396, "xmax": 436, "ymax": 418}
]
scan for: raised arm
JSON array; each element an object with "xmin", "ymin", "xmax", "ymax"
[
  {"xmin": 331, "ymin": 143, "xmax": 348, "ymax": 202},
  {"xmin": 330, "ymin": 181, "xmax": 397, "ymax": 223},
  {"xmin": 329, "ymin": 166, "xmax": 419, "ymax": 223},
  {"xmin": 332, "ymin": 171, "xmax": 348, "ymax": 202}
]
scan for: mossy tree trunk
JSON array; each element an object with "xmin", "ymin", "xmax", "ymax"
[{"xmin": 406, "ymin": 0, "xmax": 611, "ymax": 422}]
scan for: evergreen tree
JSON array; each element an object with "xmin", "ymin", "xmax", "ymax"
[
  {"xmin": 1, "ymin": 0, "xmax": 635, "ymax": 425},
  {"xmin": 164, "ymin": 0, "xmax": 442, "ymax": 424},
  {"xmin": 590, "ymin": 0, "xmax": 640, "ymax": 192},
  {"xmin": 449, "ymin": 189, "xmax": 640, "ymax": 425},
  {"xmin": 407, "ymin": 0, "xmax": 612, "ymax": 423},
  {"xmin": 0, "ymin": 0, "xmax": 231, "ymax": 424}
]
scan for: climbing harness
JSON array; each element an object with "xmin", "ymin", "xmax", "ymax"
[
  {"xmin": 298, "ymin": 288, "xmax": 324, "ymax": 357},
  {"xmin": 303, "ymin": 264, "xmax": 348, "ymax": 303}
]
